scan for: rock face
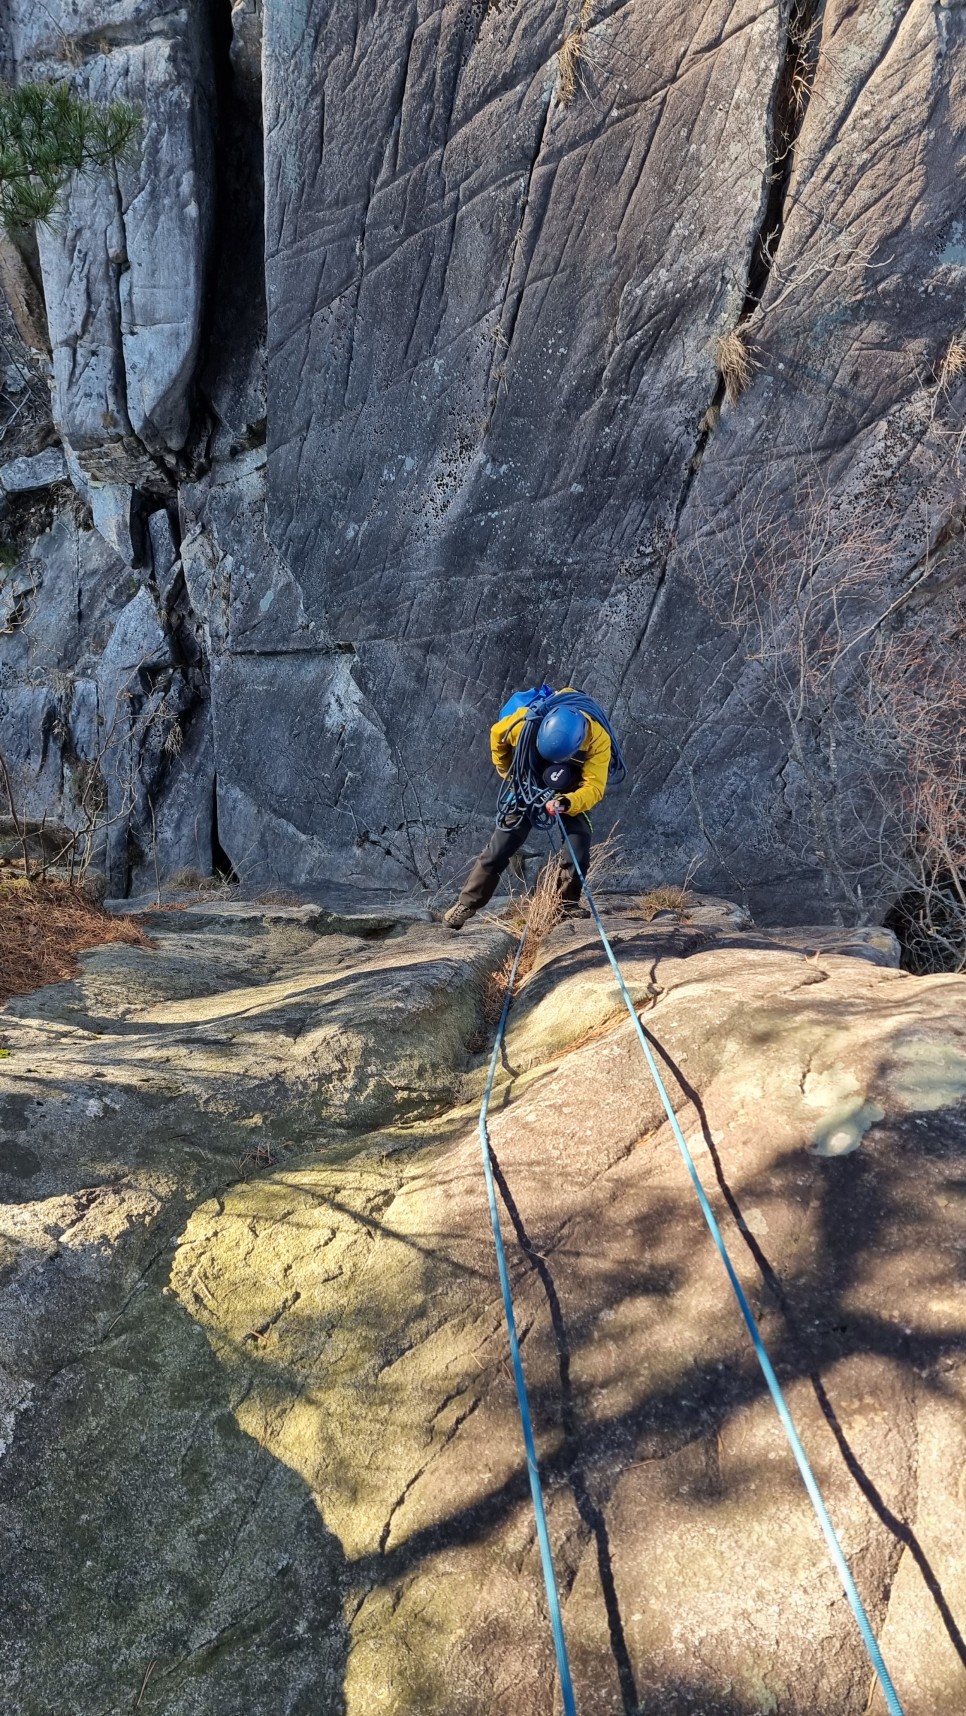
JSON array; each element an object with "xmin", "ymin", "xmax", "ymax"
[
  {"xmin": 0, "ymin": 496, "xmax": 213, "ymax": 894},
  {"xmin": 1, "ymin": 0, "xmax": 965, "ymax": 912},
  {"xmin": 1, "ymin": 894, "xmax": 966, "ymax": 1712},
  {"xmin": 11, "ymin": 0, "xmax": 215, "ymax": 459}
]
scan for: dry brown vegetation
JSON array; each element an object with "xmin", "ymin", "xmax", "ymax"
[
  {"xmin": 556, "ymin": 1, "xmax": 595, "ymax": 103},
  {"xmin": 557, "ymin": 31, "xmax": 583, "ymax": 102},
  {"xmin": 481, "ymin": 829, "xmax": 625, "ymax": 1024},
  {"xmin": 481, "ymin": 945, "xmax": 525, "ymax": 1025},
  {"xmin": 635, "ymin": 885, "xmax": 695, "ymax": 922},
  {"xmin": 870, "ymin": 588, "xmax": 966, "ymax": 970},
  {"xmin": 936, "ymin": 338, "xmax": 966, "ymax": 393},
  {"xmin": 481, "ymin": 853, "xmax": 566, "ymax": 1022},
  {"xmin": 715, "ymin": 329, "xmax": 756, "ymax": 404},
  {"xmin": 689, "ymin": 449, "xmax": 966, "ymax": 970},
  {"xmin": 0, "ymin": 879, "xmax": 149, "ymax": 1006}
]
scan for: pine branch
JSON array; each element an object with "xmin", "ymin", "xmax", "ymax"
[{"xmin": 0, "ymin": 80, "xmax": 142, "ymax": 234}]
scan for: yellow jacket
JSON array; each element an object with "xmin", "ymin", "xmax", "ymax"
[{"xmin": 490, "ymin": 688, "xmax": 611, "ymax": 818}]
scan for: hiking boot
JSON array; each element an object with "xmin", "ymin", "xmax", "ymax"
[{"xmin": 444, "ymin": 900, "xmax": 475, "ymax": 931}]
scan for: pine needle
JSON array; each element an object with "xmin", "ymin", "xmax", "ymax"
[
  {"xmin": 0, "ymin": 879, "xmax": 149, "ymax": 1005},
  {"xmin": 0, "ymin": 80, "xmax": 141, "ymax": 232}
]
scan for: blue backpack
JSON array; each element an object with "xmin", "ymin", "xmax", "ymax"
[{"xmin": 498, "ymin": 683, "xmax": 553, "ymax": 721}]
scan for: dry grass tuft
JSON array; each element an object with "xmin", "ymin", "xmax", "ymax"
[
  {"xmin": 481, "ymin": 854, "xmax": 567, "ymax": 1022},
  {"xmin": 586, "ymin": 829, "xmax": 626, "ymax": 891},
  {"xmin": 169, "ymin": 867, "xmax": 240, "ymax": 894},
  {"xmin": 715, "ymin": 328, "xmax": 756, "ymax": 404},
  {"xmin": 0, "ymin": 878, "xmax": 149, "ymax": 1006},
  {"xmin": 936, "ymin": 339, "xmax": 966, "ymax": 391},
  {"xmin": 517, "ymin": 849, "xmax": 567, "ymax": 938},
  {"xmin": 169, "ymin": 867, "xmax": 207, "ymax": 889},
  {"xmin": 556, "ymin": 3, "xmax": 595, "ymax": 103},
  {"xmin": 482, "ymin": 944, "xmax": 526, "ymax": 1025},
  {"xmin": 557, "ymin": 30, "xmax": 583, "ymax": 102},
  {"xmin": 634, "ymin": 884, "xmax": 695, "ymax": 923},
  {"xmin": 480, "ymin": 827, "xmax": 626, "ymax": 1026}
]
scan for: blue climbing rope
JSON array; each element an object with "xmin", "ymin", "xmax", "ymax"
[
  {"xmin": 553, "ymin": 820, "xmax": 905, "ymax": 1716},
  {"xmin": 478, "ymin": 922, "xmax": 578, "ymax": 1716}
]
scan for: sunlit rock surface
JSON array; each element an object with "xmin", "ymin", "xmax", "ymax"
[{"xmin": 1, "ymin": 895, "xmax": 965, "ymax": 1712}]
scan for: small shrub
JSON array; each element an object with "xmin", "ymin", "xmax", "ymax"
[
  {"xmin": 885, "ymin": 877, "xmax": 966, "ymax": 975},
  {"xmin": 785, "ymin": 1, "xmax": 821, "ymax": 122}
]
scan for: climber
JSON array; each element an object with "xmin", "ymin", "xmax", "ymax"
[{"xmin": 443, "ymin": 685, "xmax": 624, "ymax": 930}]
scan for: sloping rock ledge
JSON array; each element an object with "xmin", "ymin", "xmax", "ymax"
[{"xmin": 1, "ymin": 893, "xmax": 965, "ymax": 1715}]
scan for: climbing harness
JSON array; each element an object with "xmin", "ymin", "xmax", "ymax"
[
  {"xmin": 478, "ymin": 925, "xmax": 578, "ymax": 1716},
  {"xmin": 475, "ymin": 818, "xmax": 905, "ymax": 1716},
  {"xmin": 496, "ymin": 690, "xmax": 627, "ymax": 831}
]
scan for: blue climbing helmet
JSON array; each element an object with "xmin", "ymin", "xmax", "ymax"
[
  {"xmin": 536, "ymin": 706, "xmax": 588, "ymax": 761},
  {"xmin": 495, "ymin": 688, "xmax": 626, "ymax": 830}
]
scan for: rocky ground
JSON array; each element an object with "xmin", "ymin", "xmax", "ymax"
[{"xmin": 1, "ymin": 890, "xmax": 965, "ymax": 1714}]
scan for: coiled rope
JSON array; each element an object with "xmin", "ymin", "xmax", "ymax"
[{"xmin": 496, "ymin": 691, "xmax": 627, "ymax": 831}]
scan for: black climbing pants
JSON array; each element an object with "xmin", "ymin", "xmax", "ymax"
[{"xmin": 459, "ymin": 813, "xmax": 592, "ymax": 911}]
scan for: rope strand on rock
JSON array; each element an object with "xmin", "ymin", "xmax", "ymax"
[
  {"xmin": 551, "ymin": 820, "xmax": 906, "ymax": 1716},
  {"xmin": 478, "ymin": 920, "xmax": 578, "ymax": 1716}
]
